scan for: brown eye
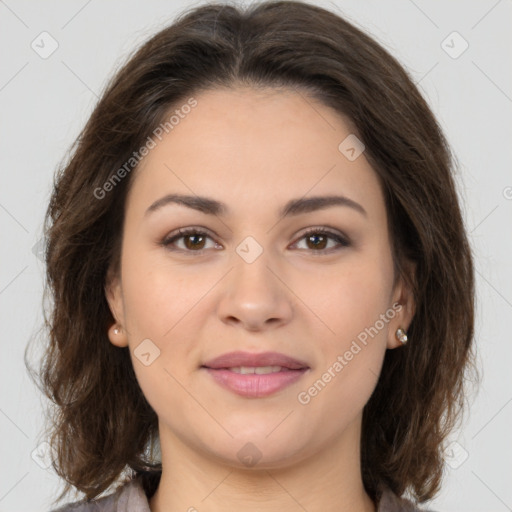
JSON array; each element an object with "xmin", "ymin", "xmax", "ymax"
[
  {"xmin": 293, "ymin": 228, "xmax": 350, "ymax": 253},
  {"xmin": 162, "ymin": 228, "xmax": 218, "ymax": 253},
  {"xmin": 182, "ymin": 233, "xmax": 206, "ymax": 250},
  {"xmin": 305, "ymin": 233, "xmax": 328, "ymax": 250}
]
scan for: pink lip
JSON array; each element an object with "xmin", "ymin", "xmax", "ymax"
[
  {"xmin": 202, "ymin": 350, "xmax": 309, "ymax": 370},
  {"xmin": 203, "ymin": 368, "xmax": 308, "ymax": 398},
  {"xmin": 201, "ymin": 351, "xmax": 310, "ymax": 398}
]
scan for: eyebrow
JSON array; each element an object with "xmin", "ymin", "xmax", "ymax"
[{"xmin": 145, "ymin": 193, "xmax": 367, "ymax": 218}]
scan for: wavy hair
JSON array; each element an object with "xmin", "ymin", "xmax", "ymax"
[{"xmin": 26, "ymin": 0, "xmax": 477, "ymax": 506}]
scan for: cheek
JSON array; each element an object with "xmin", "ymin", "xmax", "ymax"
[
  {"xmin": 299, "ymin": 248, "xmax": 394, "ymax": 404},
  {"xmin": 319, "ymin": 250, "xmax": 395, "ymax": 343},
  {"xmin": 119, "ymin": 257, "xmax": 200, "ymax": 424},
  {"xmin": 120, "ymin": 241, "xmax": 200, "ymax": 337}
]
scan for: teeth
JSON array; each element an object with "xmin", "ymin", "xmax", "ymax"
[{"xmin": 229, "ymin": 366, "xmax": 284, "ymax": 374}]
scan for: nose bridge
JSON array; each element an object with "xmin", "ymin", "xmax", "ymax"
[
  {"xmin": 216, "ymin": 237, "xmax": 294, "ymax": 329},
  {"xmin": 233, "ymin": 241, "xmax": 275, "ymax": 294}
]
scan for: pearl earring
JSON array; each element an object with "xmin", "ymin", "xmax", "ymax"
[
  {"xmin": 396, "ymin": 327, "xmax": 408, "ymax": 345},
  {"xmin": 113, "ymin": 326, "xmax": 121, "ymax": 335}
]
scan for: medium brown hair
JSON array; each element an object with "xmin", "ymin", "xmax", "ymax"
[{"xmin": 26, "ymin": 0, "xmax": 477, "ymax": 506}]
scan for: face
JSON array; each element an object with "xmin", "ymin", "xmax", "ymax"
[{"xmin": 106, "ymin": 86, "xmax": 414, "ymax": 469}]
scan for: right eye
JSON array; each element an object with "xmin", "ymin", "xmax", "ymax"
[{"xmin": 161, "ymin": 227, "xmax": 221, "ymax": 254}]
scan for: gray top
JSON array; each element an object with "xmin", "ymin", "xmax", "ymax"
[{"xmin": 49, "ymin": 476, "xmax": 435, "ymax": 512}]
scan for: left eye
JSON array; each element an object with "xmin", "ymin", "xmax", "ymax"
[
  {"xmin": 292, "ymin": 228, "xmax": 350, "ymax": 252},
  {"xmin": 161, "ymin": 227, "xmax": 349, "ymax": 254}
]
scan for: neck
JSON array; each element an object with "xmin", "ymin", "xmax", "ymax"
[{"xmin": 148, "ymin": 418, "xmax": 376, "ymax": 512}]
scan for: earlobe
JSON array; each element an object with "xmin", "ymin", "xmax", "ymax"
[
  {"xmin": 108, "ymin": 322, "xmax": 128, "ymax": 348},
  {"xmin": 104, "ymin": 270, "xmax": 129, "ymax": 348},
  {"xmin": 387, "ymin": 266, "xmax": 416, "ymax": 350},
  {"xmin": 395, "ymin": 326, "xmax": 409, "ymax": 345}
]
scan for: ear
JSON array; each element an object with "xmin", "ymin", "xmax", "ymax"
[
  {"xmin": 387, "ymin": 261, "xmax": 416, "ymax": 349},
  {"xmin": 104, "ymin": 265, "xmax": 129, "ymax": 348}
]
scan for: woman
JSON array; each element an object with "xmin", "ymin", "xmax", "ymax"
[{"xmin": 30, "ymin": 1, "xmax": 476, "ymax": 510}]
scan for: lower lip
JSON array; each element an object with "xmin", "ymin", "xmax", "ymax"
[{"xmin": 202, "ymin": 368, "xmax": 309, "ymax": 398}]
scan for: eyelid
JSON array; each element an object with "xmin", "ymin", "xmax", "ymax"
[
  {"xmin": 161, "ymin": 225, "xmax": 351, "ymax": 253},
  {"xmin": 290, "ymin": 226, "xmax": 350, "ymax": 250},
  {"xmin": 161, "ymin": 226, "xmax": 219, "ymax": 251}
]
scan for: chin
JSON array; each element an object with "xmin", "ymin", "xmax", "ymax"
[{"xmin": 199, "ymin": 430, "xmax": 313, "ymax": 471}]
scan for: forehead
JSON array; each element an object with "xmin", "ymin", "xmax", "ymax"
[{"xmin": 127, "ymin": 86, "xmax": 384, "ymax": 220}]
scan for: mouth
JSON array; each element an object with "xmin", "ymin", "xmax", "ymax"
[
  {"xmin": 201, "ymin": 351, "xmax": 310, "ymax": 398},
  {"xmin": 223, "ymin": 365, "xmax": 297, "ymax": 374}
]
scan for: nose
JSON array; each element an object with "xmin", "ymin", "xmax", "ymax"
[{"xmin": 216, "ymin": 252, "xmax": 294, "ymax": 332}]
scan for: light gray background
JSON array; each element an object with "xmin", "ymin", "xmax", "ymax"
[{"xmin": 1, "ymin": 1, "xmax": 511, "ymax": 511}]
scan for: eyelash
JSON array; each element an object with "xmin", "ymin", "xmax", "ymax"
[{"xmin": 160, "ymin": 226, "xmax": 350, "ymax": 255}]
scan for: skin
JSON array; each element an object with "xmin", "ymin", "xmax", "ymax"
[{"xmin": 105, "ymin": 86, "xmax": 415, "ymax": 512}]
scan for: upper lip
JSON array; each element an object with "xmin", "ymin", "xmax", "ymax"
[{"xmin": 202, "ymin": 351, "xmax": 309, "ymax": 370}]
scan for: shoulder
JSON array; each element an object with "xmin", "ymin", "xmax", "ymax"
[
  {"xmin": 47, "ymin": 477, "xmax": 150, "ymax": 512},
  {"xmin": 377, "ymin": 485, "xmax": 438, "ymax": 512}
]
